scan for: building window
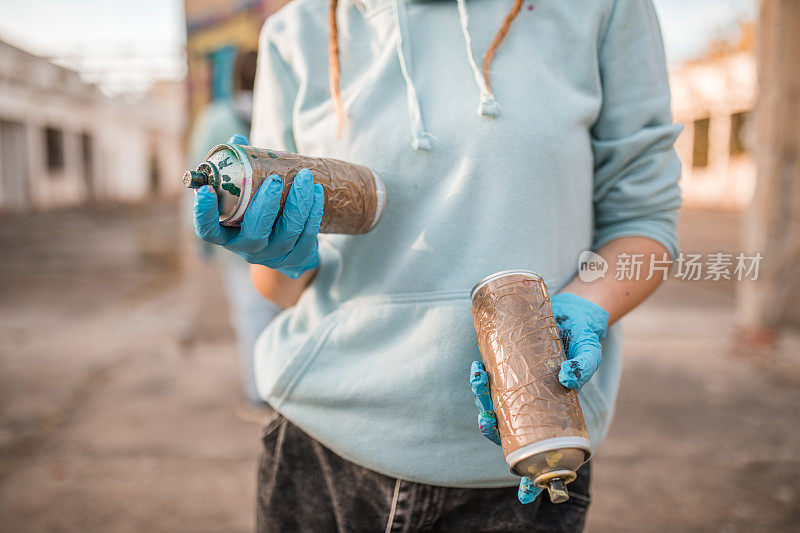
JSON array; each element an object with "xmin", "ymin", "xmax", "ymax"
[
  {"xmin": 149, "ymin": 152, "xmax": 160, "ymax": 196},
  {"xmin": 44, "ymin": 127, "xmax": 64, "ymax": 173},
  {"xmin": 692, "ymin": 117, "xmax": 710, "ymax": 169},
  {"xmin": 81, "ymin": 133, "xmax": 93, "ymax": 183},
  {"xmin": 730, "ymin": 111, "xmax": 750, "ymax": 157}
]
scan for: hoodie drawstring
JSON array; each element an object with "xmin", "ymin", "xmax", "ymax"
[
  {"xmin": 332, "ymin": 0, "xmax": 521, "ymax": 149},
  {"xmin": 392, "ymin": 0, "xmax": 433, "ymax": 150},
  {"xmin": 456, "ymin": 0, "xmax": 501, "ymax": 117}
]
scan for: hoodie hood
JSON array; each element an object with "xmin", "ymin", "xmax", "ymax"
[{"xmin": 342, "ymin": 0, "xmax": 504, "ymax": 150}]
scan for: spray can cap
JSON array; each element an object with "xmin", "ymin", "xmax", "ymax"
[{"xmin": 183, "ymin": 161, "xmax": 220, "ymax": 190}]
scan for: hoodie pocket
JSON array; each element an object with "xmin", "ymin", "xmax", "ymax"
[{"xmin": 266, "ymin": 290, "xmax": 474, "ymax": 408}]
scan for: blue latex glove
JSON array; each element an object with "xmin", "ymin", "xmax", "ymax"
[
  {"xmin": 469, "ymin": 292, "xmax": 609, "ymax": 503},
  {"xmin": 550, "ymin": 293, "xmax": 609, "ymax": 390},
  {"xmin": 193, "ymin": 135, "xmax": 324, "ymax": 279},
  {"xmin": 470, "ymin": 361, "xmax": 542, "ymax": 504}
]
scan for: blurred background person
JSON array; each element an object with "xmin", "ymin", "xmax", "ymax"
[{"xmin": 184, "ymin": 44, "xmax": 281, "ymax": 405}]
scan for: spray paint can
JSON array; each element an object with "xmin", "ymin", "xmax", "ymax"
[
  {"xmin": 470, "ymin": 270, "xmax": 591, "ymax": 504},
  {"xmin": 183, "ymin": 143, "xmax": 386, "ymax": 234}
]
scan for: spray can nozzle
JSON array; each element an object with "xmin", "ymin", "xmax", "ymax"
[
  {"xmin": 546, "ymin": 478, "xmax": 569, "ymax": 504},
  {"xmin": 183, "ymin": 161, "xmax": 220, "ymax": 190},
  {"xmin": 530, "ymin": 469, "xmax": 579, "ymax": 505},
  {"xmin": 183, "ymin": 170, "xmax": 209, "ymax": 189}
]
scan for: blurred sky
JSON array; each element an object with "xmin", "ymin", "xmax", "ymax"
[{"xmin": 0, "ymin": 0, "xmax": 755, "ymax": 93}]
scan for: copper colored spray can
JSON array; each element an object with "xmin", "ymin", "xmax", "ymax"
[
  {"xmin": 470, "ymin": 270, "xmax": 591, "ymax": 504},
  {"xmin": 183, "ymin": 143, "xmax": 386, "ymax": 234}
]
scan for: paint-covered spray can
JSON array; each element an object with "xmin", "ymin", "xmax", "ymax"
[
  {"xmin": 183, "ymin": 143, "xmax": 386, "ymax": 234},
  {"xmin": 470, "ymin": 270, "xmax": 591, "ymax": 504}
]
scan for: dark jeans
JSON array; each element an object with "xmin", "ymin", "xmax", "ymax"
[{"xmin": 256, "ymin": 414, "xmax": 591, "ymax": 533}]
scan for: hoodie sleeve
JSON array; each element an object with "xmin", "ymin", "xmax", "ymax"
[
  {"xmin": 250, "ymin": 23, "xmax": 299, "ymax": 152},
  {"xmin": 591, "ymin": 0, "xmax": 682, "ymax": 259}
]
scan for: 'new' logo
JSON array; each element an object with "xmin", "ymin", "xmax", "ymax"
[{"xmin": 578, "ymin": 251, "xmax": 607, "ymax": 283}]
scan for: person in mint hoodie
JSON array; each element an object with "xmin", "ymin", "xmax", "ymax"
[{"xmin": 193, "ymin": 0, "xmax": 681, "ymax": 530}]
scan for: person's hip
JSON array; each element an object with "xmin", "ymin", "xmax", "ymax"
[{"xmin": 256, "ymin": 413, "xmax": 591, "ymax": 533}]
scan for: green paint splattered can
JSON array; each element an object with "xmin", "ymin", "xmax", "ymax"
[{"xmin": 183, "ymin": 143, "xmax": 386, "ymax": 234}]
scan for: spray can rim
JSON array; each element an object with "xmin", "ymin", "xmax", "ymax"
[
  {"xmin": 506, "ymin": 436, "xmax": 591, "ymax": 475},
  {"xmin": 470, "ymin": 270, "xmax": 544, "ymax": 301}
]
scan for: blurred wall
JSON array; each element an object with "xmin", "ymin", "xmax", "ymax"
[{"xmin": 738, "ymin": 0, "xmax": 800, "ymax": 331}]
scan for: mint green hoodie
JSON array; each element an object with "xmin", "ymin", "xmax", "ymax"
[{"xmin": 251, "ymin": 0, "xmax": 681, "ymax": 487}]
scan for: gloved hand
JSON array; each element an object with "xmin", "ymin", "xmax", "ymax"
[
  {"xmin": 470, "ymin": 361, "xmax": 542, "ymax": 504},
  {"xmin": 550, "ymin": 293, "xmax": 609, "ymax": 390},
  {"xmin": 193, "ymin": 135, "xmax": 324, "ymax": 279},
  {"xmin": 468, "ymin": 292, "xmax": 609, "ymax": 503}
]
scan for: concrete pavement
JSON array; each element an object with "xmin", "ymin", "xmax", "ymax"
[{"xmin": 0, "ymin": 203, "xmax": 798, "ymax": 532}]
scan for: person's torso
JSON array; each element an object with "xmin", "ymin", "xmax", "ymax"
[{"xmin": 253, "ymin": 0, "xmax": 622, "ymax": 487}]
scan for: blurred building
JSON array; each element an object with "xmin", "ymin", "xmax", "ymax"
[
  {"xmin": 0, "ymin": 39, "xmax": 186, "ymax": 213},
  {"xmin": 670, "ymin": 25, "xmax": 757, "ymax": 209}
]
